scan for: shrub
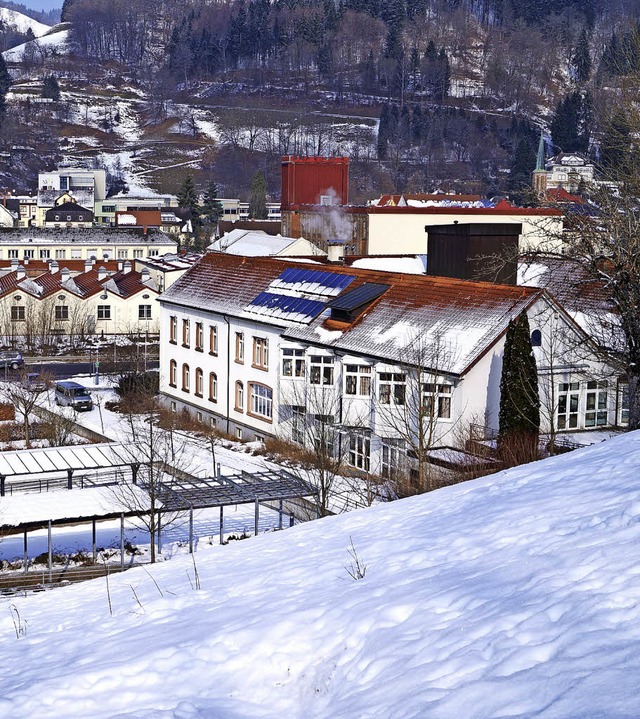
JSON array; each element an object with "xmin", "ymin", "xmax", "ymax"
[{"xmin": 115, "ymin": 371, "xmax": 159, "ymax": 400}]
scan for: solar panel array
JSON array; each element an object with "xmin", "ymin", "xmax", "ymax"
[
  {"xmin": 270, "ymin": 267, "xmax": 355, "ymax": 297},
  {"xmin": 245, "ymin": 268, "xmax": 356, "ymax": 324},
  {"xmin": 245, "ymin": 292, "xmax": 326, "ymax": 323}
]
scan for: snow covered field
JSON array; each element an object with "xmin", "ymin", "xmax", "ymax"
[{"xmin": 1, "ymin": 429, "xmax": 640, "ymax": 717}]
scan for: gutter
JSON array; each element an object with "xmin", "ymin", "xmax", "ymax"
[{"xmin": 223, "ymin": 314, "xmax": 231, "ymax": 435}]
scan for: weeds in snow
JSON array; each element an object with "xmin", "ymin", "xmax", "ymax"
[
  {"xmin": 9, "ymin": 604, "xmax": 27, "ymax": 638},
  {"xmin": 345, "ymin": 536, "xmax": 367, "ymax": 581}
]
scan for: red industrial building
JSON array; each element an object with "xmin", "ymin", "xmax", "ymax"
[{"xmin": 281, "ymin": 156, "xmax": 350, "ymax": 208}]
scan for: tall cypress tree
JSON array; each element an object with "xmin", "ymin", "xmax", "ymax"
[
  {"xmin": 498, "ymin": 312, "xmax": 540, "ymax": 466},
  {"xmin": 177, "ymin": 175, "xmax": 201, "ymax": 233},
  {"xmin": 249, "ymin": 170, "xmax": 268, "ymax": 219}
]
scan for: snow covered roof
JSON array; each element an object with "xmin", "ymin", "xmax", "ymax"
[
  {"xmin": 161, "ymin": 254, "xmax": 544, "ymax": 375},
  {"xmin": 208, "ymin": 229, "xmax": 300, "ymax": 257},
  {"xmin": 0, "ymin": 228, "xmax": 178, "ymax": 246}
]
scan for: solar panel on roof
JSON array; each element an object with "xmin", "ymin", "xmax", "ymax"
[
  {"xmin": 247, "ymin": 292, "xmax": 325, "ymax": 321},
  {"xmin": 276, "ymin": 267, "xmax": 355, "ymax": 295},
  {"xmin": 329, "ymin": 282, "xmax": 390, "ymax": 311}
]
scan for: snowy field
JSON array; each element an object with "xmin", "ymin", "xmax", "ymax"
[{"xmin": 1, "ymin": 430, "xmax": 640, "ymax": 716}]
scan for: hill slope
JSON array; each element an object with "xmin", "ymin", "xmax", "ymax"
[
  {"xmin": 2, "ymin": 432, "xmax": 640, "ymax": 717},
  {"xmin": 0, "ymin": 7, "xmax": 50, "ymax": 36}
]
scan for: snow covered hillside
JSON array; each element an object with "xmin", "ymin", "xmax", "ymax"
[
  {"xmin": 0, "ymin": 7, "xmax": 50, "ymax": 37},
  {"xmin": 2, "ymin": 432, "xmax": 640, "ymax": 718}
]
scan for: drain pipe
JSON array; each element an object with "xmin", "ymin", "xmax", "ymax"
[{"xmin": 223, "ymin": 314, "xmax": 231, "ymax": 435}]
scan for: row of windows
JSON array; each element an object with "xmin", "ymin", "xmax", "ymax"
[
  {"xmin": 10, "ymin": 304, "xmax": 153, "ymax": 322},
  {"xmin": 169, "ymin": 359, "xmax": 273, "ymax": 420},
  {"xmin": 4, "ymin": 248, "xmax": 151, "ymax": 260}
]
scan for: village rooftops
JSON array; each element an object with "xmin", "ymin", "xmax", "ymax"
[{"xmin": 160, "ymin": 253, "xmax": 545, "ymax": 376}]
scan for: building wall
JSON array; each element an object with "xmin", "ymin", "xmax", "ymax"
[
  {"xmin": 368, "ymin": 212, "xmax": 564, "ymax": 255},
  {"xmin": 281, "ymin": 156, "xmax": 349, "ymax": 208},
  {"xmin": 0, "ymin": 238, "xmax": 177, "ymax": 262}
]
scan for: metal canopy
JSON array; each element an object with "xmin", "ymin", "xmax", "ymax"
[
  {"xmin": 0, "ymin": 444, "xmax": 146, "ymax": 479},
  {"xmin": 156, "ymin": 469, "xmax": 317, "ymax": 511}
]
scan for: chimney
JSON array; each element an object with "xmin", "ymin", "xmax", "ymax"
[
  {"xmin": 140, "ymin": 267, "xmax": 151, "ymax": 282},
  {"xmin": 60, "ymin": 267, "xmax": 70, "ymax": 283},
  {"xmin": 10, "ymin": 258, "xmax": 18, "ymax": 270},
  {"xmin": 327, "ymin": 239, "xmax": 346, "ymax": 263},
  {"xmin": 123, "ymin": 260, "xmax": 132, "ymax": 274},
  {"xmin": 97, "ymin": 265, "xmax": 108, "ymax": 281},
  {"xmin": 117, "ymin": 260, "xmax": 123, "ymax": 271},
  {"xmin": 84, "ymin": 259, "xmax": 92, "ymax": 273},
  {"xmin": 16, "ymin": 264, "xmax": 25, "ymax": 280},
  {"xmin": 50, "ymin": 260, "xmax": 59, "ymax": 274}
]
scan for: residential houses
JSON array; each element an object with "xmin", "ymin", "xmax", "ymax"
[{"xmin": 158, "ymin": 254, "xmax": 624, "ymax": 482}]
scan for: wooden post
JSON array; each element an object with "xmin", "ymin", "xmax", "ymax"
[
  {"xmin": 92, "ymin": 518, "xmax": 97, "ymax": 564},
  {"xmin": 278, "ymin": 499, "xmax": 283, "ymax": 530},
  {"xmin": 157, "ymin": 511, "xmax": 162, "ymax": 555},
  {"xmin": 47, "ymin": 519, "xmax": 52, "ymax": 581},
  {"xmin": 120, "ymin": 513, "xmax": 125, "ymax": 570},
  {"xmin": 23, "ymin": 529, "xmax": 27, "ymax": 573},
  {"xmin": 131, "ymin": 464, "xmax": 139, "ymax": 485},
  {"xmin": 289, "ymin": 514, "xmax": 294, "ymax": 528},
  {"xmin": 254, "ymin": 498, "xmax": 259, "ymax": 536},
  {"xmin": 67, "ymin": 468, "xmax": 73, "ymax": 490},
  {"xmin": 219, "ymin": 506, "xmax": 224, "ymax": 545},
  {"xmin": 189, "ymin": 505, "xmax": 194, "ymax": 554},
  {"xmin": 0, "ymin": 475, "xmax": 5, "ymax": 497}
]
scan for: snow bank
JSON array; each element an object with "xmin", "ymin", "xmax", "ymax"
[{"xmin": 2, "ymin": 432, "xmax": 640, "ymax": 717}]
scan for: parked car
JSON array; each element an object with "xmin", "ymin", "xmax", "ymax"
[
  {"xmin": 21, "ymin": 373, "xmax": 47, "ymax": 392},
  {"xmin": 0, "ymin": 351, "xmax": 23, "ymax": 370},
  {"xmin": 54, "ymin": 381, "xmax": 93, "ymax": 411}
]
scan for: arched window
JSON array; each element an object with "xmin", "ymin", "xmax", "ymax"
[
  {"xmin": 169, "ymin": 359, "xmax": 177, "ymax": 387},
  {"xmin": 531, "ymin": 329, "xmax": 542, "ymax": 347},
  {"xmin": 235, "ymin": 381, "xmax": 244, "ymax": 411},
  {"xmin": 182, "ymin": 363, "xmax": 190, "ymax": 391},
  {"xmin": 195, "ymin": 367, "xmax": 203, "ymax": 397},
  {"xmin": 209, "ymin": 372, "xmax": 218, "ymax": 402}
]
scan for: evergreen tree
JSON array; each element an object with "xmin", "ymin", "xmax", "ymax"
[
  {"xmin": 177, "ymin": 175, "xmax": 201, "ymax": 232},
  {"xmin": 572, "ymin": 28, "xmax": 592, "ymax": 83},
  {"xmin": 0, "ymin": 54, "xmax": 11, "ymax": 96},
  {"xmin": 377, "ymin": 103, "xmax": 391, "ymax": 159},
  {"xmin": 61, "ymin": 0, "xmax": 75, "ymax": 22},
  {"xmin": 41, "ymin": 75, "xmax": 60, "ymax": 101},
  {"xmin": 601, "ymin": 111, "xmax": 632, "ymax": 181},
  {"xmin": 498, "ymin": 312, "xmax": 540, "ymax": 467},
  {"xmin": 362, "ymin": 50, "xmax": 377, "ymax": 93},
  {"xmin": 550, "ymin": 91, "xmax": 591, "ymax": 153},
  {"xmin": 202, "ymin": 180, "xmax": 223, "ymax": 226},
  {"xmin": 249, "ymin": 170, "xmax": 268, "ymax": 219}
]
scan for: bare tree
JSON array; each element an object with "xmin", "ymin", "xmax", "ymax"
[{"xmin": 1, "ymin": 369, "xmax": 53, "ymax": 447}]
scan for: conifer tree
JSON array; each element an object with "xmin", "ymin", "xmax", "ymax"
[
  {"xmin": 249, "ymin": 170, "xmax": 268, "ymax": 219},
  {"xmin": 498, "ymin": 312, "xmax": 540, "ymax": 467},
  {"xmin": 202, "ymin": 180, "xmax": 223, "ymax": 226},
  {"xmin": 572, "ymin": 28, "xmax": 592, "ymax": 83},
  {"xmin": 0, "ymin": 54, "xmax": 11, "ymax": 97},
  {"xmin": 177, "ymin": 175, "xmax": 201, "ymax": 232},
  {"xmin": 42, "ymin": 75, "xmax": 60, "ymax": 101}
]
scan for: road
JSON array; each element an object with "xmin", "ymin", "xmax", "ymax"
[{"xmin": 0, "ymin": 359, "xmax": 159, "ymax": 381}]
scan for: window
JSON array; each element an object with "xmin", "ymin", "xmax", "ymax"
[
  {"xmin": 138, "ymin": 305, "xmax": 152, "ymax": 320},
  {"xmin": 118, "ymin": 249, "xmax": 128, "ymax": 259},
  {"xmin": 195, "ymin": 322, "xmax": 203, "ymax": 351},
  {"xmin": 379, "ymin": 373, "xmax": 406, "ymax": 405},
  {"xmin": 349, "ymin": 433, "xmax": 371, "ymax": 471},
  {"xmin": 170, "ymin": 401, "xmax": 177, "ymax": 413},
  {"xmin": 97, "ymin": 305, "xmax": 111, "ymax": 320},
  {"xmin": 236, "ymin": 428, "xmax": 243, "ymax": 440},
  {"xmin": 182, "ymin": 319, "xmax": 190, "ymax": 347},
  {"xmin": 531, "ymin": 329, "xmax": 542, "ymax": 347},
  {"xmin": 196, "ymin": 411, "xmax": 203, "ymax": 423},
  {"xmin": 310, "ymin": 355, "xmax": 334, "ymax": 385},
  {"xmin": 557, "ymin": 382, "xmax": 580, "ymax": 429},
  {"xmin": 55, "ymin": 305, "xmax": 69, "ymax": 321},
  {"xmin": 209, "ymin": 372, "xmax": 218, "ymax": 402},
  {"xmin": 345, "ymin": 365, "xmax": 372, "ymax": 396},
  {"xmin": 169, "ymin": 315, "xmax": 177, "ymax": 343},
  {"xmin": 381, "ymin": 439, "xmax": 405, "ymax": 480},
  {"xmin": 11, "ymin": 305, "xmax": 25, "ymax": 321},
  {"xmin": 55, "ymin": 249, "xmax": 66, "ymax": 259},
  {"xmin": 292, "ymin": 406, "xmax": 306, "ymax": 444},
  {"xmin": 8, "ymin": 249, "xmax": 18, "ymax": 259},
  {"xmin": 67, "ymin": 215, "xmax": 72, "ymax": 222},
  {"xmin": 182, "ymin": 363, "xmax": 190, "ymax": 392},
  {"xmin": 23, "ymin": 249, "xmax": 34, "ymax": 259},
  {"xmin": 209, "ymin": 325, "xmax": 218, "ymax": 355},
  {"xmin": 585, "ymin": 381, "xmax": 608, "ymax": 427},
  {"xmin": 235, "ymin": 381, "xmax": 244, "ymax": 411},
  {"xmin": 133, "ymin": 249, "xmax": 143, "ymax": 259},
  {"xmin": 195, "ymin": 367, "xmax": 203, "ymax": 397},
  {"xmin": 619, "ymin": 384, "xmax": 629, "ymax": 425},
  {"xmin": 169, "ymin": 359, "xmax": 177, "ymax": 387},
  {"xmin": 249, "ymin": 383, "xmax": 273, "ymax": 420},
  {"xmin": 311, "ymin": 414, "xmax": 335, "ymax": 456},
  {"xmin": 149, "ymin": 249, "xmax": 159, "ymax": 257},
  {"xmin": 282, "ymin": 348, "xmax": 305, "ymax": 378},
  {"xmin": 40, "ymin": 249, "xmax": 50, "ymax": 259},
  {"xmin": 54, "ymin": 215, "xmax": 60, "ymax": 221},
  {"xmin": 235, "ymin": 332, "xmax": 244, "ymax": 363},
  {"xmin": 71, "ymin": 249, "xmax": 81, "ymax": 259},
  {"xmin": 421, "ymin": 383, "xmax": 452, "ymax": 419},
  {"xmin": 253, "ymin": 337, "xmax": 269, "ymax": 370}
]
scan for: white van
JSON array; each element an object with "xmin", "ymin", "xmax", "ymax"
[{"xmin": 54, "ymin": 381, "xmax": 93, "ymax": 411}]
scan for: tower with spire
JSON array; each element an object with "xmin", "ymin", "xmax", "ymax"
[{"xmin": 532, "ymin": 130, "xmax": 548, "ymax": 196}]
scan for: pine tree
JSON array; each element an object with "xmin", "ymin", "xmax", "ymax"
[
  {"xmin": 41, "ymin": 75, "xmax": 60, "ymax": 101},
  {"xmin": 572, "ymin": 28, "xmax": 592, "ymax": 83},
  {"xmin": 377, "ymin": 103, "xmax": 391, "ymax": 159},
  {"xmin": 249, "ymin": 170, "xmax": 268, "ymax": 219},
  {"xmin": 0, "ymin": 54, "xmax": 11, "ymax": 96},
  {"xmin": 498, "ymin": 312, "xmax": 540, "ymax": 467},
  {"xmin": 202, "ymin": 180, "xmax": 223, "ymax": 226},
  {"xmin": 61, "ymin": 0, "xmax": 75, "ymax": 22},
  {"xmin": 550, "ymin": 91, "xmax": 591, "ymax": 153},
  {"xmin": 177, "ymin": 175, "xmax": 201, "ymax": 232}
]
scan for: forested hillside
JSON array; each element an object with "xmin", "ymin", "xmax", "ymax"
[{"xmin": 2, "ymin": 0, "xmax": 640, "ymax": 201}]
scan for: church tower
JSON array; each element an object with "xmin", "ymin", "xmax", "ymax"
[{"xmin": 532, "ymin": 131, "xmax": 548, "ymax": 196}]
